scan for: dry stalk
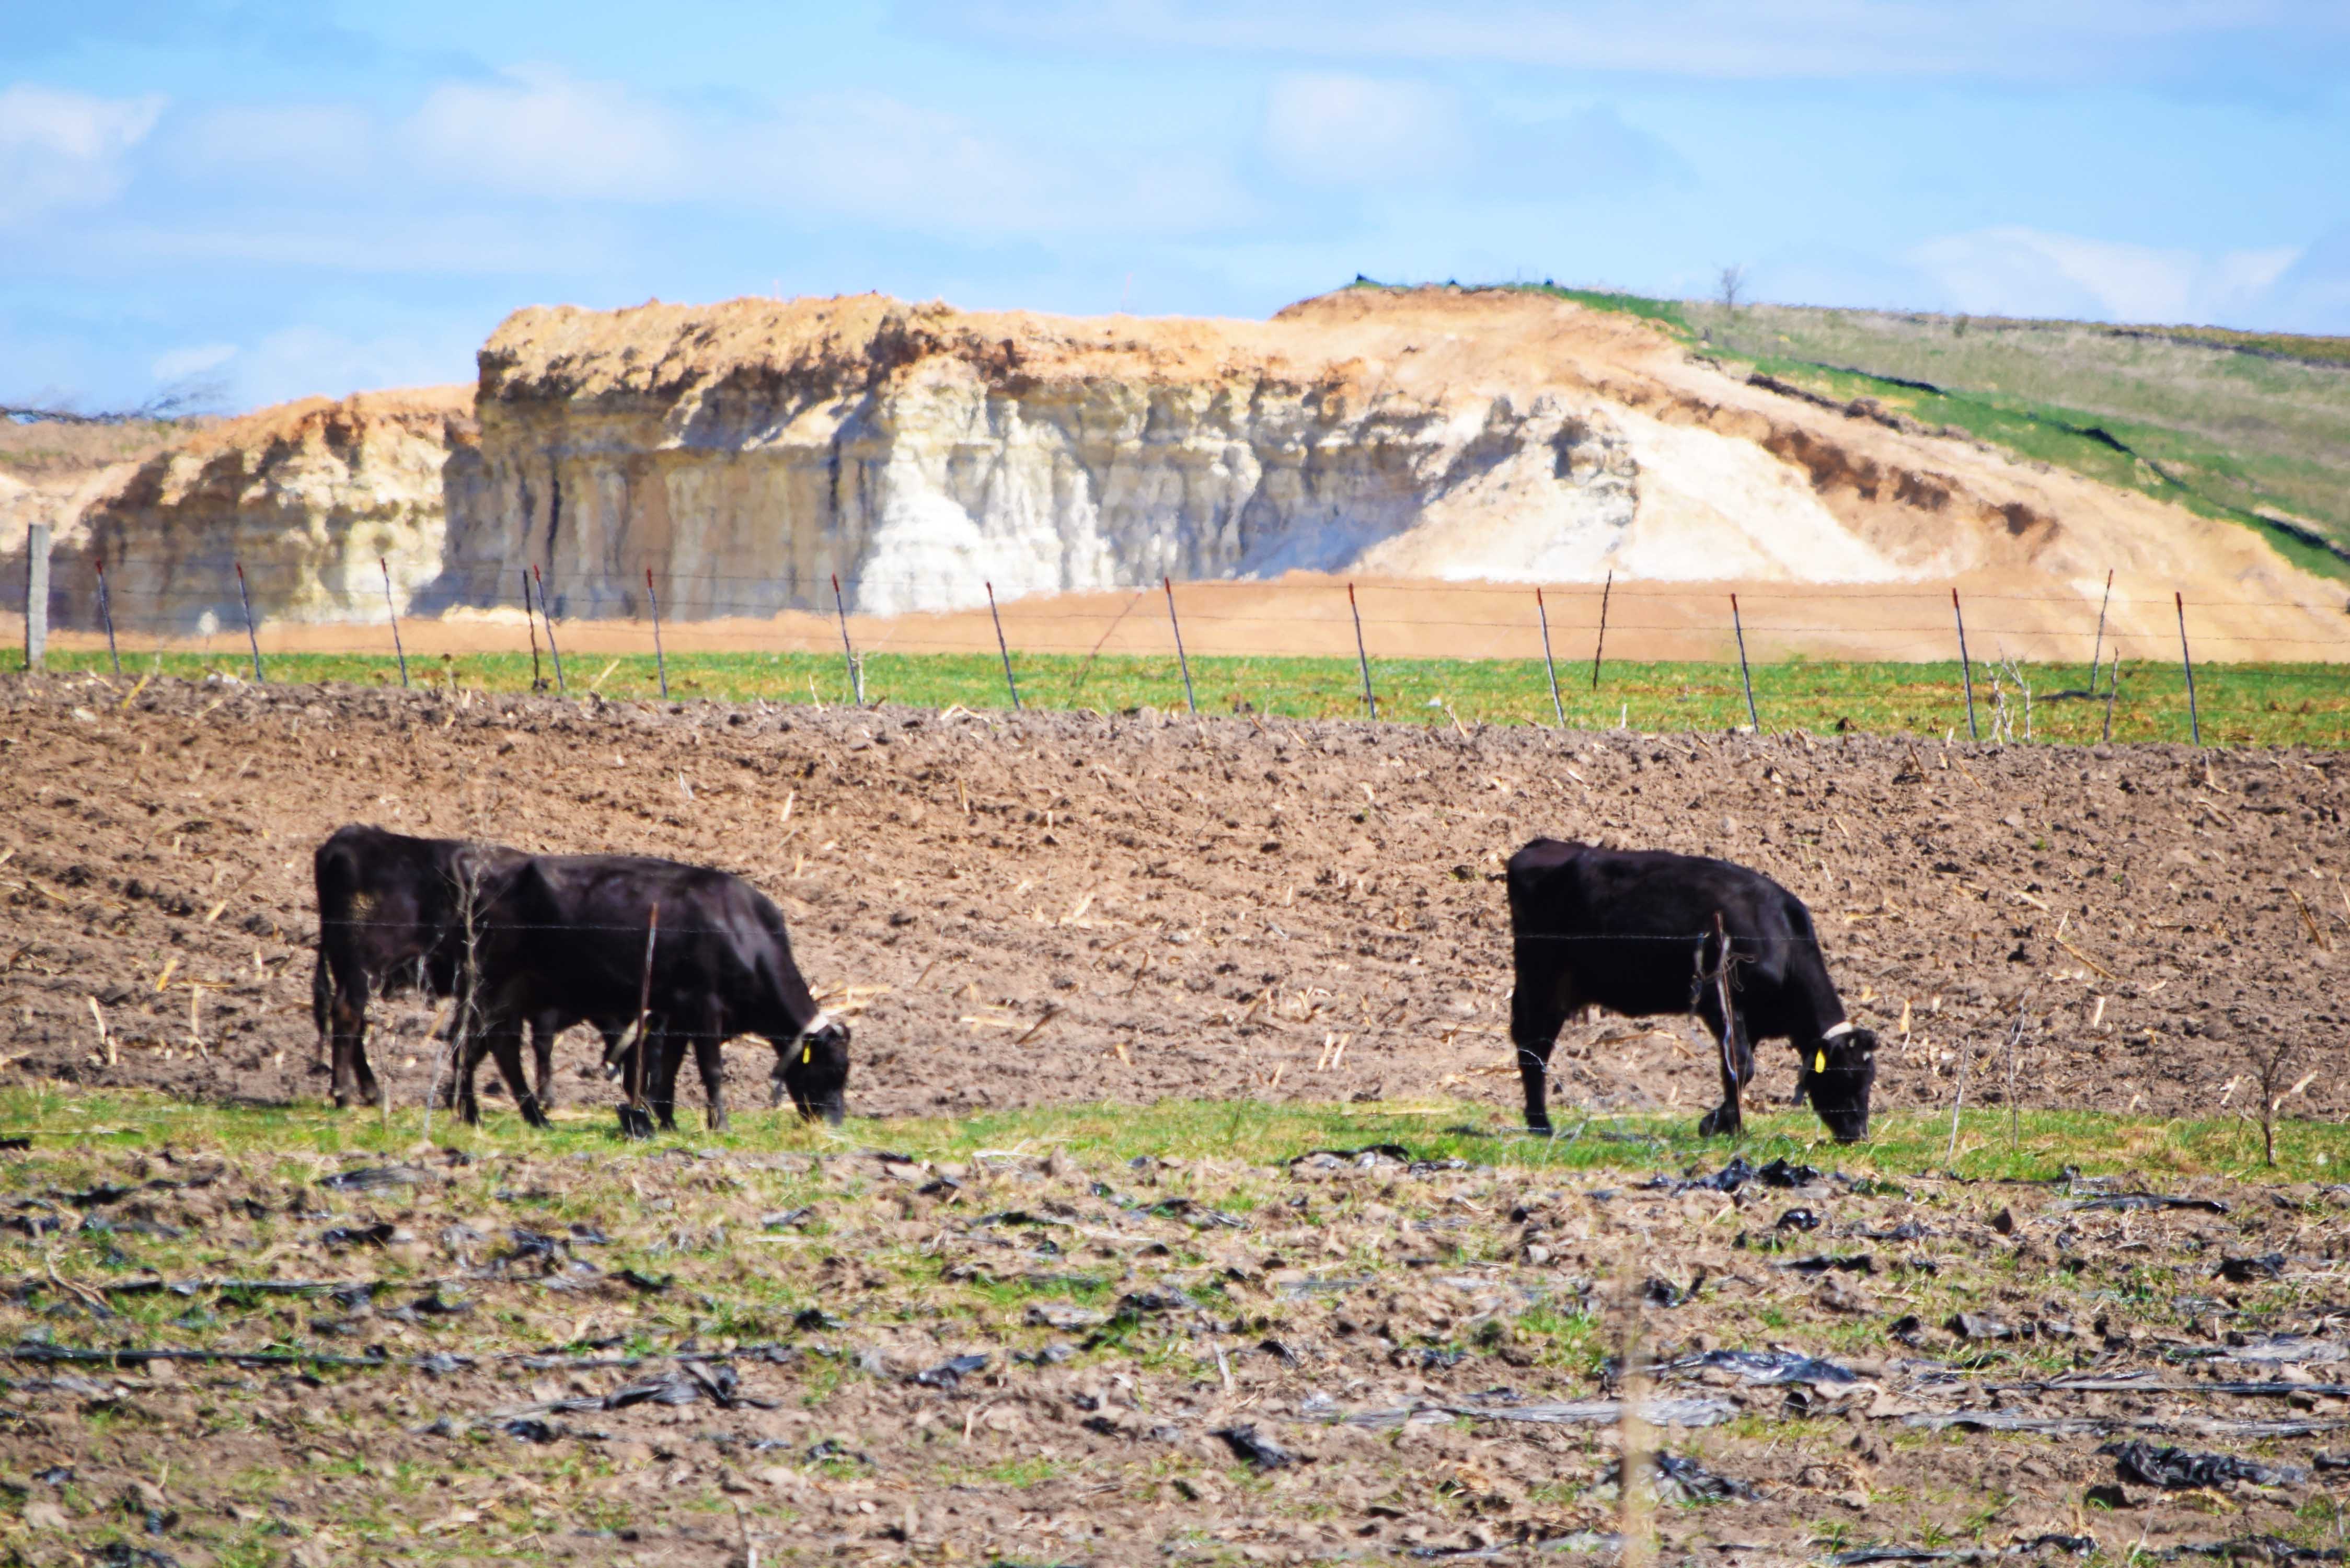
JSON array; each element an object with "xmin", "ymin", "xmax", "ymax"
[
  {"xmin": 1614, "ymin": 1262, "xmax": 1655, "ymax": 1568},
  {"xmin": 2245, "ymin": 1037, "xmax": 2300, "ymax": 1168}
]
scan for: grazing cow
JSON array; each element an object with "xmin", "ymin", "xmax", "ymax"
[
  {"xmin": 311, "ymin": 826, "xmax": 575, "ymax": 1110},
  {"xmin": 1504, "ymin": 838, "xmax": 1878, "ymax": 1143},
  {"xmin": 456, "ymin": 854, "xmax": 849, "ymax": 1130}
]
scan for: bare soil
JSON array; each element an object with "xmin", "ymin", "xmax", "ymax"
[
  {"xmin": 2, "ymin": 676, "xmax": 2349, "ymax": 1564},
  {"xmin": 2, "ymin": 674, "xmax": 2347, "ymax": 1125}
]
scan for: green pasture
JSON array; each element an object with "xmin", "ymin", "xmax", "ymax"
[
  {"xmin": 5, "ymin": 1085, "xmax": 2344, "ymax": 1188},
  {"xmin": 41, "ymin": 646, "xmax": 2350, "ymax": 748}
]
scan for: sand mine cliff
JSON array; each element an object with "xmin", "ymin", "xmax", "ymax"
[{"xmin": 14, "ymin": 286, "xmax": 2347, "ymax": 659}]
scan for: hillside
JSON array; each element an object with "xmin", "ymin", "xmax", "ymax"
[{"xmin": 1519, "ymin": 283, "xmax": 2350, "ymax": 575}]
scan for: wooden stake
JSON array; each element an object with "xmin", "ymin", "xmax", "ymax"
[
  {"xmin": 521, "ymin": 569, "xmax": 543, "ymax": 690},
  {"xmin": 621, "ymin": 902, "xmax": 659, "ymax": 1140},
  {"xmin": 20, "ymin": 524, "xmax": 48, "ymax": 673},
  {"xmin": 831, "ymin": 572, "xmax": 860, "ymax": 706},
  {"xmin": 2102, "ymin": 649, "xmax": 2120, "ymax": 743},
  {"xmin": 2087, "ymin": 568, "xmax": 2113, "ymax": 693}
]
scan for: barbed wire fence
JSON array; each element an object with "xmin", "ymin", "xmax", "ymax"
[{"xmin": 10, "ymin": 542, "xmax": 2350, "ymax": 745}]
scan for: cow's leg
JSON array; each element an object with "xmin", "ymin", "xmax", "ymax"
[
  {"xmin": 687, "ymin": 1014, "xmax": 728, "ymax": 1133},
  {"xmin": 1509, "ymin": 953, "xmax": 1577, "ymax": 1135},
  {"xmin": 529, "ymin": 1015, "xmax": 558, "ymax": 1110},
  {"xmin": 327, "ymin": 977, "xmax": 371, "ymax": 1110},
  {"xmin": 474, "ymin": 1019, "xmax": 547, "ymax": 1128},
  {"xmin": 1694, "ymin": 989, "xmax": 1752, "ymax": 1139},
  {"xmin": 649, "ymin": 1023, "xmax": 686, "ymax": 1132},
  {"xmin": 310, "ymin": 954, "xmax": 332, "ymax": 1069}
]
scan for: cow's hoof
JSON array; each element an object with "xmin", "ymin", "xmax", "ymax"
[
  {"xmin": 1696, "ymin": 1108, "xmax": 1740, "ymax": 1138},
  {"xmin": 1525, "ymin": 1117, "xmax": 1553, "ymax": 1136}
]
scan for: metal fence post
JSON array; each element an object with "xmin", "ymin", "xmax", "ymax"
[
  {"xmin": 1347, "ymin": 582, "xmax": 1377, "ymax": 720},
  {"xmin": 986, "ymin": 581, "xmax": 1021, "ymax": 711},
  {"xmin": 235, "ymin": 561, "xmax": 264, "ymax": 682},
  {"xmin": 94, "ymin": 551, "xmax": 120, "ymax": 677},
  {"xmin": 1952, "ymin": 587, "xmax": 1978, "ymax": 742},
  {"xmin": 1536, "ymin": 587, "xmax": 1565, "ymax": 727},
  {"xmin": 2176, "ymin": 591, "xmax": 2201, "ymax": 746},
  {"xmin": 1162, "ymin": 575, "xmax": 1197, "ymax": 716},
  {"xmin": 1730, "ymin": 593, "xmax": 1759, "ymax": 732},
  {"xmin": 21, "ymin": 524, "xmax": 49, "ymax": 672},
  {"xmin": 831, "ymin": 572, "xmax": 861, "ymax": 706},
  {"xmin": 1589, "ymin": 569, "xmax": 1612, "ymax": 689},
  {"xmin": 533, "ymin": 563, "xmax": 565, "ymax": 693},
  {"xmin": 2087, "ymin": 568, "xmax": 2113, "ymax": 694},
  {"xmin": 646, "ymin": 567, "xmax": 669, "ymax": 700},
  {"xmin": 380, "ymin": 558, "xmax": 408, "ymax": 688}
]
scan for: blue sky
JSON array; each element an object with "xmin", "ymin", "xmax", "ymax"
[{"xmin": 6, "ymin": 1, "xmax": 2349, "ymax": 413}]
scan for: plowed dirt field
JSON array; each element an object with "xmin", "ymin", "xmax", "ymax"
[{"xmin": 2, "ymin": 675, "xmax": 2345, "ymax": 1125}]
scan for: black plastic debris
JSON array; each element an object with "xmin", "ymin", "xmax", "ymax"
[
  {"xmin": 1785, "ymin": 1254, "xmax": 1874, "ymax": 1275},
  {"xmin": 1412, "ymin": 1346, "xmax": 1467, "ymax": 1371},
  {"xmin": 1854, "ymin": 1220, "xmax": 1929, "ymax": 1242},
  {"xmin": 410, "ymin": 1289, "xmax": 470, "ymax": 1317},
  {"xmin": 0, "ymin": 1137, "xmax": 28, "ymax": 1151},
  {"xmin": 805, "ymin": 1437, "xmax": 870, "ymax": 1465},
  {"xmin": 1258, "ymin": 1338, "xmax": 1302, "ymax": 1368},
  {"xmin": 1606, "ymin": 1450, "xmax": 1754, "ymax": 1503},
  {"xmin": 1013, "ymin": 1343, "xmax": 1076, "ymax": 1366},
  {"xmin": 1212, "ymin": 1423, "xmax": 1295, "ymax": 1468},
  {"xmin": 2058, "ymin": 1192, "xmax": 2229, "ymax": 1215},
  {"xmin": 1641, "ymin": 1277, "xmax": 1689, "ymax": 1308},
  {"xmin": 1949, "ymin": 1312, "xmax": 2019, "ymax": 1341},
  {"xmin": 2101, "ymin": 1440, "xmax": 2306, "ymax": 1490},
  {"xmin": 319, "ymin": 1222, "xmax": 396, "ymax": 1250},
  {"xmin": 605, "ymin": 1362, "xmax": 752, "ymax": 1411},
  {"xmin": 1293, "ymin": 1144, "xmax": 1412, "ymax": 1166},
  {"xmin": 1116, "ymin": 1287, "xmax": 1195, "ymax": 1316},
  {"xmin": 759, "ymin": 1208, "xmax": 812, "ymax": 1230},
  {"xmin": 502, "ymin": 1229, "xmax": 561, "ymax": 1264},
  {"xmin": 33, "ymin": 1465, "xmax": 72, "ymax": 1485},
  {"xmin": 913, "ymin": 1353, "xmax": 988, "ymax": 1390},
  {"xmin": 566, "ymin": 1223, "xmax": 611, "ymax": 1246},
  {"xmin": 88, "ymin": 1547, "xmax": 183, "ymax": 1568},
  {"xmin": 416, "ymin": 1352, "xmax": 469, "ymax": 1377},
  {"xmin": 2318, "ymin": 1453, "xmax": 2350, "ymax": 1472},
  {"xmin": 1687, "ymin": 1156, "xmax": 1756, "ymax": 1193},
  {"xmin": 1661, "ymin": 1347, "xmax": 1859, "ymax": 1386},
  {"xmin": 328, "ymin": 1283, "xmax": 376, "ymax": 1312},
  {"xmin": 502, "ymin": 1417, "xmax": 559, "ymax": 1443},
  {"xmin": 317, "ymin": 1165, "xmax": 431, "ymax": 1193},
  {"xmin": 1825, "ymin": 1542, "xmax": 2094, "ymax": 1566},
  {"xmin": 616, "ymin": 1268, "xmax": 672, "ymax": 1294},
  {"xmin": 2159, "ymin": 1538, "xmax": 2345, "ymax": 1563},
  {"xmin": 2215, "ymin": 1253, "xmax": 2286, "ymax": 1284},
  {"xmin": 1776, "ymin": 1207, "xmax": 1822, "ymax": 1231},
  {"xmin": 1757, "ymin": 1157, "xmax": 1822, "ymax": 1187},
  {"xmin": 793, "ymin": 1307, "xmax": 844, "ymax": 1331}
]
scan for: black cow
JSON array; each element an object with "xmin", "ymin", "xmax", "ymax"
[
  {"xmin": 312, "ymin": 826, "xmax": 578, "ymax": 1110},
  {"xmin": 456, "ymin": 854, "xmax": 848, "ymax": 1130},
  {"xmin": 1504, "ymin": 838, "xmax": 1878, "ymax": 1143}
]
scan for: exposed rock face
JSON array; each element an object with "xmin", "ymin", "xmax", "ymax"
[
  {"xmin": 427, "ymin": 294, "xmax": 1659, "ymax": 619},
  {"xmin": 42, "ymin": 388, "xmax": 475, "ymax": 633}
]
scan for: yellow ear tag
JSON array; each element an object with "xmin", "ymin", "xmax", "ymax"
[
  {"xmin": 802, "ymin": 1044, "xmax": 812, "ymax": 1064},
  {"xmin": 1814, "ymin": 1050, "xmax": 1827, "ymax": 1073}
]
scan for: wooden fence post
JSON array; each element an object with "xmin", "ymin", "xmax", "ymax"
[
  {"xmin": 533, "ymin": 563, "xmax": 565, "ymax": 693},
  {"xmin": 646, "ymin": 567, "xmax": 669, "ymax": 700},
  {"xmin": 1589, "ymin": 569, "xmax": 1612, "ymax": 689},
  {"xmin": 831, "ymin": 572, "xmax": 860, "ymax": 706},
  {"xmin": 21, "ymin": 523, "xmax": 49, "ymax": 672},
  {"xmin": 380, "ymin": 558, "xmax": 407, "ymax": 688},
  {"xmin": 1347, "ymin": 582, "xmax": 1376, "ymax": 720},
  {"xmin": 94, "ymin": 551, "xmax": 120, "ymax": 676},
  {"xmin": 2087, "ymin": 568, "xmax": 2113, "ymax": 694},
  {"xmin": 2176, "ymin": 591, "xmax": 2201, "ymax": 746}
]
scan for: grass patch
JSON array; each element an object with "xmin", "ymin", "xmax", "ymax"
[
  {"xmin": 37, "ymin": 648, "xmax": 2350, "ymax": 748},
  {"xmin": 4, "ymin": 1084, "xmax": 2344, "ymax": 1186}
]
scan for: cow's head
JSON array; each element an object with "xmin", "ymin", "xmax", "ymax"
[
  {"xmin": 1798, "ymin": 1027, "xmax": 1878, "ymax": 1143},
  {"xmin": 773, "ymin": 1014, "xmax": 850, "ymax": 1124}
]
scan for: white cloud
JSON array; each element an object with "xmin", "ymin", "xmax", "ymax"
[
  {"xmin": 1911, "ymin": 225, "xmax": 2301, "ymax": 325},
  {"xmin": 931, "ymin": 0, "xmax": 2350, "ymax": 83},
  {"xmin": 151, "ymin": 342, "xmax": 237, "ymax": 382},
  {"xmin": 406, "ymin": 65, "xmax": 694, "ymax": 200},
  {"xmin": 0, "ymin": 83, "xmax": 164, "ymax": 224},
  {"xmin": 1264, "ymin": 73, "xmax": 1465, "ymax": 186},
  {"xmin": 180, "ymin": 103, "xmax": 378, "ymax": 180}
]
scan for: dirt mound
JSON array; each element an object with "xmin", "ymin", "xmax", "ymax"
[{"xmin": 2, "ymin": 675, "xmax": 2342, "ymax": 1127}]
